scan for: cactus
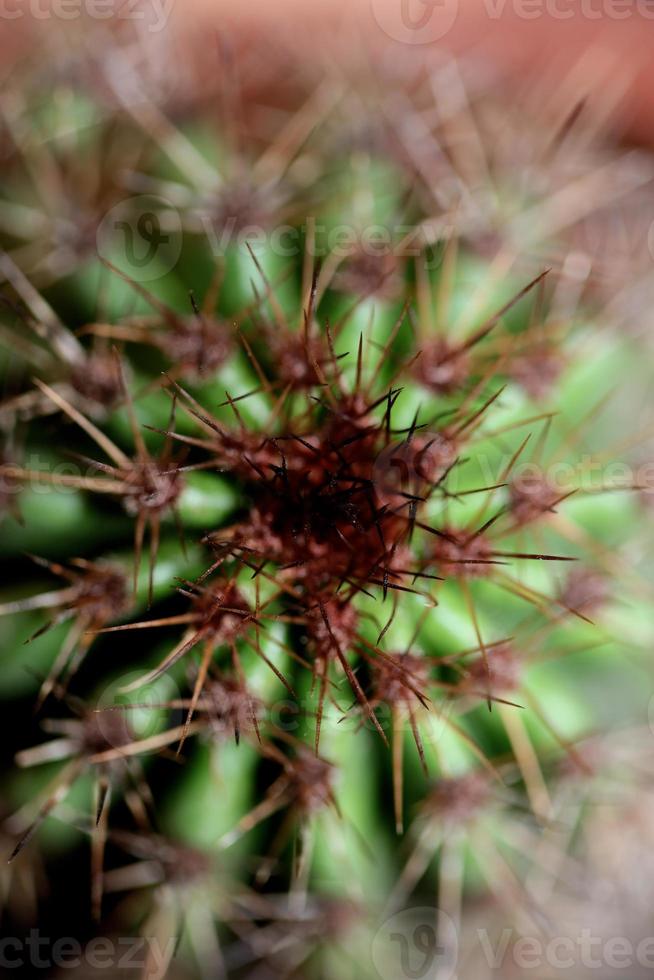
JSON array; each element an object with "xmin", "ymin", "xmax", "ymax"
[{"xmin": 0, "ymin": 33, "xmax": 652, "ymax": 980}]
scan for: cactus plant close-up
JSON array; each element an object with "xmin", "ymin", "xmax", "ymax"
[{"xmin": 1, "ymin": 6, "xmax": 654, "ymax": 980}]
